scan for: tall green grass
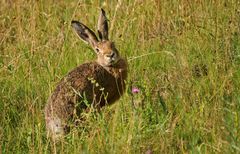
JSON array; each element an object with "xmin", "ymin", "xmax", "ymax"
[{"xmin": 0, "ymin": 0, "xmax": 240, "ymax": 153}]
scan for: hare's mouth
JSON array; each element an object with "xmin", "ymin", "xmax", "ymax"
[
  {"xmin": 107, "ymin": 58, "xmax": 119, "ymax": 67},
  {"xmin": 98, "ymin": 57, "xmax": 120, "ymax": 67}
]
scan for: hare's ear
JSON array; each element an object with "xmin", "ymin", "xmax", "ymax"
[
  {"xmin": 98, "ymin": 8, "xmax": 108, "ymax": 41},
  {"xmin": 71, "ymin": 20, "xmax": 98, "ymax": 48}
]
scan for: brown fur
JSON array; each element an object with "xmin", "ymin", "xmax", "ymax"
[{"xmin": 44, "ymin": 59, "xmax": 127, "ymax": 123}]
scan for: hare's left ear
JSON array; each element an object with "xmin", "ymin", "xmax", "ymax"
[
  {"xmin": 71, "ymin": 20, "xmax": 99, "ymax": 49},
  {"xmin": 98, "ymin": 8, "xmax": 108, "ymax": 41}
]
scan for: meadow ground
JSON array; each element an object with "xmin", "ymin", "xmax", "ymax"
[{"xmin": 0, "ymin": 0, "xmax": 240, "ymax": 153}]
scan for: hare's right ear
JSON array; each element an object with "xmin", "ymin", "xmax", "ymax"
[
  {"xmin": 98, "ymin": 8, "xmax": 108, "ymax": 41},
  {"xmin": 71, "ymin": 20, "xmax": 98, "ymax": 48}
]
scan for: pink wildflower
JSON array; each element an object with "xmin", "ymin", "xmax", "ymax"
[{"xmin": 132, "ymin": 87, "xmax": 140, "ymax": 94}]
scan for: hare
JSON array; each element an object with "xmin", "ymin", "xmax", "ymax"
[{"xmin": 44, "ymin": 9, "xmax": 127, "ymax": 139}]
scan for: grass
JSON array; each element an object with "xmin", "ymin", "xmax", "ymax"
[{"xmin": 0, "ymin": 0, "xmax": 240, "ymax": 153}]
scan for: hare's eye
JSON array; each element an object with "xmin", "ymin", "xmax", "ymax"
[{"xmin": 95, "ymin": 48, "xmax": 99, "ymax": 52}]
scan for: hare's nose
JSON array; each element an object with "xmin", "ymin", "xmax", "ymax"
[
  {"xmin": 110, "ymin": 52, "xmax": 115, "ymax": 58},
  {"xmin": 107, "ymin": 52, "xmax": 115, "ymax": 58}
]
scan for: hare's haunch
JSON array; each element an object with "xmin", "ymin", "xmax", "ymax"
[{"xmin": 44, "ymin": 9, "xmax": 127, "ymax": 139}]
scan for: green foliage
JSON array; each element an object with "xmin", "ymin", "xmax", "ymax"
[{"xmin": 1, "ymin": 0, "xmax": 240, "ymax": 153}]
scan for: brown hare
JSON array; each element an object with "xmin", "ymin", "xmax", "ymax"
[{"xmin": 44, "ymin": 9, "xmax": 127, "ymax": 139}]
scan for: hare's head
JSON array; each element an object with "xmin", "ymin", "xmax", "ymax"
[{"xmin": 71, "ymin": 9, "xmax": 120, "ymax": 67}]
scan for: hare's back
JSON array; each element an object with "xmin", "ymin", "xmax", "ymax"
[
  {"xmin": 45, "ymin": 62, "xmax": 105, "ymax": 117},
  {"xmin": 48, "ymin": 62, "xmax": 116, "ymax": 105},
  {"xmin": 50, "ymin": 62, "xmax": 104, "ymax": 100}
]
